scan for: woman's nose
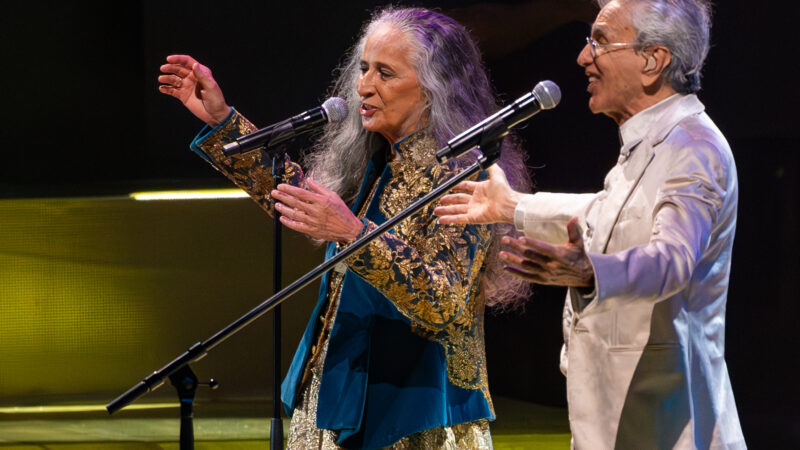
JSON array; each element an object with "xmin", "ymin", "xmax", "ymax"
[{"xmin": 357, "ymin": 71, "xmax": 375, "ymax": 95}]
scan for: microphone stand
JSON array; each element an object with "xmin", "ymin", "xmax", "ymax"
[
  {"xmin": 106, "ymin": 141, "xmax": 503, "ymax": 438},
  {"xmin": 269, "ymin": 152, "xmax": 284, "ymax": 449},
  {"xmin": 168, "ymin": 365, "xmax": 218, "ymax": 450}
]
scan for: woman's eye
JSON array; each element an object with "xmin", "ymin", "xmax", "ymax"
[{"xmin": 380, "ymin": 70, "xmax": 392, "ymax": 78}]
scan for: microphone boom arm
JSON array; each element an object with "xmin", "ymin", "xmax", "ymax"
[
  {"xmin": 106, "ymin": 81, "xmax": 559, "ymax": 413},
  {"xmin": 106, "ymin": 143, "xmax": 503, "ymax": 415}
]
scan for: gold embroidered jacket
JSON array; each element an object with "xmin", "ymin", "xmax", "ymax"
[
  {"xmin": 190, "ymin": 108, "xmax": 495, "ymax": 449},
  {"xmin": 346, "ymin": 130, "xmax": 494, "ymax": 395}
]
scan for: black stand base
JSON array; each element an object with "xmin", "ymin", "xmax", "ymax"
[
  {"xmin": 170, "ymin": 365, "xmax": 197, "ymax": 450},
  {"xmin": 270, "ymin": 417, "xmax": 284, "ymax": 449},
  {"xmin": 169, "ymin": 365, "xmax": 219, "ymax": 450}
]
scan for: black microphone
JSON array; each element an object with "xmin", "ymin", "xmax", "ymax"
[
  {"xmin": 436, "ymin": 80, "xmax": 561, "ymax": 162},
  {"xmin": 222, "ymin": 97, "xmax": 349, "ymax": 156}
]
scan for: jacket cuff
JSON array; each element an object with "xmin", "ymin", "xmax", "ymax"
[
  {"xmin": 189, "ymin": 107, "xmax": 236, "ymax": 163},
  {"xmin": 587, "ymin": 251, "xmax": 624, "ymax": 301},
  {"xmin": 514, "ymin": 193, "xmax": 571, "ymax": 244}
]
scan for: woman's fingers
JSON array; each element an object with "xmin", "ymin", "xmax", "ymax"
[
  {"xmin": 273, "ymin": 200, "xmax": 296, "ymax": 217},
  {"xmin": 274, "ymin": 201, "xmax": 316, "ymax": 229},
  {"xmin": 156, "ymin": 74, "xmax": 184, "ymax": 88},
  {"xmin": 159, "ymin": 64, "xmax": 192, "ymax": 79},
  {"xmin": 157, "ymin": 84, "xmax": 174, "ymax": 96},
  {"xmin": 158, "ymin": 56, "xmax": 196, "ymax": 99},
  {"xmin": 305, "ymin": 178, "xmax": 333, "ymax": 195},
  {"xmin": 166, "ymin": 54, "xmax": 197, "ymax": 67},
  {"xmin": 271, "ymin": 189, "xmax": 310, "ymax": 212},
  {"xmin": 272, "ymin": 184, "xmax": 327, "ymax": 223},
  {"xmin": 160, "ymin": 55, "xmax": 196, "ymax": 79},
  {"xmin": 279, "ymin": 214, "xmax": 315, "ymax": 235},
  {"xmin": 158, "ymin": 63, "xmax": 190, "ymax": 98},
  {"xmin": 274, "ymin": 183, "xmax": 321, "ymax": 204}
]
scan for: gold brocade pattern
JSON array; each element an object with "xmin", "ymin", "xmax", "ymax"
[
  {"xmin": 347, "ymin": 132, "xmax": 494, "ymax": 402},
  {"xmin": 193, "ymin": 109, "xmax": 304, "ymax": 215},
  {"xmin": 388, "ymin": 420, "xmax": 492, "ymax": 450},
  {"xmin": 287, "ymin": 271, "xmax": 345, "ymax": 449}
]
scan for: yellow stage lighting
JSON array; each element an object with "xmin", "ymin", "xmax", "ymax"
[{"xmin": 129, "ymin": 189, "xmax": 249, "ymax": 201}]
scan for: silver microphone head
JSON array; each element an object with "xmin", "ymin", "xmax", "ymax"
[
  {"xmin": 533, "ymin": 80, "xmax": 561, "ymax": 110},
  {"xmin": 322, "ymin": 97, "xmax": 349, "ymax": 123}
]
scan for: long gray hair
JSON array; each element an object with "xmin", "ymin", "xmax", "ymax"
[
  {"xmin": 597, "ymin": 0, "xmax": 712, "ymax": 93},
  {"xmin": 304, "ymin": 6, "xmax": 532, "ymax": 307}
]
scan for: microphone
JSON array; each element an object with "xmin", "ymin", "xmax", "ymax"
[
  {"xmin": 436, "ymin": 80, "xmax": 561, "ymax": 162},
  {"xmin": 222, "ymin": 97, "xmax": 349, "ymax": 156}
]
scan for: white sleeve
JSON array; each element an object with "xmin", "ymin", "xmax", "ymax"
[{"xmin": 514, "ymin": 192, "xmax": 597, "ymax": 244}]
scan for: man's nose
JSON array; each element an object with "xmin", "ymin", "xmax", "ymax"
[{"xmin": 577, "ymin": 44, "xmax": 593, "ymax": 67}]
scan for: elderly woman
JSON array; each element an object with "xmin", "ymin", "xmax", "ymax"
[{"xmin": 159, "ymin": 7, "xmax": 529, "ymax": 449}]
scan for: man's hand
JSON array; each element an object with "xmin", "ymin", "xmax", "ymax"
[
  {"xmin": 434, "ymin": 165, "xmax": 523, "ymax": 225},
  {"xmin": 500, "ymin": 218, "xmax": 594, "ymax": 287}
]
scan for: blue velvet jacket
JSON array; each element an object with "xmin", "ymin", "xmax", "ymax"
[{"xmin": 191, "ymin": 108, "xmax": 495, "ymax": 449}]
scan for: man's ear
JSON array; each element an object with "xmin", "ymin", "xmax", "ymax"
[
  {"xmin": 642, "ymin": 46, "xmax": 671, "ymax": 86},
  {"xmin": 644, "ymin": 55, "xmax": 656, "ymax": 71}
]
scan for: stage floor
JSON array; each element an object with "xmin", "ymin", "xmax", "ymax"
[{"xmin": 0, "ymin": 396, "xmax": 570, "ymax": 449}]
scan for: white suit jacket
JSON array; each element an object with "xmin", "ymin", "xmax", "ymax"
[{"xmin": 515, "ymin": 95, "xmax": 745, "ymax": 449}]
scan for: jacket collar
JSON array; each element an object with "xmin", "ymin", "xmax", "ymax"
[
  {"xmin": 618, "ymin": 94, "xmax": 705, "ymax": 162},
  {"xmin": 393, "ymin": 128, "xmax": 437, "ymax": 166}
]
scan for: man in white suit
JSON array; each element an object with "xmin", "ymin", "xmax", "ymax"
[{"xmin": 435, "ymin": 0, "xmax": 745, "ymax": 448}]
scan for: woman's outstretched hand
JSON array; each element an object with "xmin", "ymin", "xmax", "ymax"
[{"xmin": 158, "ymin": 54, "xmax": 230, "ymax": 127}]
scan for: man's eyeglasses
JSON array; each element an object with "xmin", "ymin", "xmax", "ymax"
[{"xmin": 585, "ymin": 37, "xmax": 637, "ymax": 59}]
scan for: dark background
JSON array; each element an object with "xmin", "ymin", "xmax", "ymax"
[{"xmin": 1, "ymin": 0, "xmax": 796, "ymax": 447}]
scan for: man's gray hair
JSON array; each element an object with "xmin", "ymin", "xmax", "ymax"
[{"xmin": 597, "ymin": 0, "xmax": 712, "ymax": 93}]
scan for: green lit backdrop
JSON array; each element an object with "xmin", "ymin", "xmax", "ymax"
[{"xmin": 0, "ymin": 195, "xmax": 322, "ymax": 407}]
